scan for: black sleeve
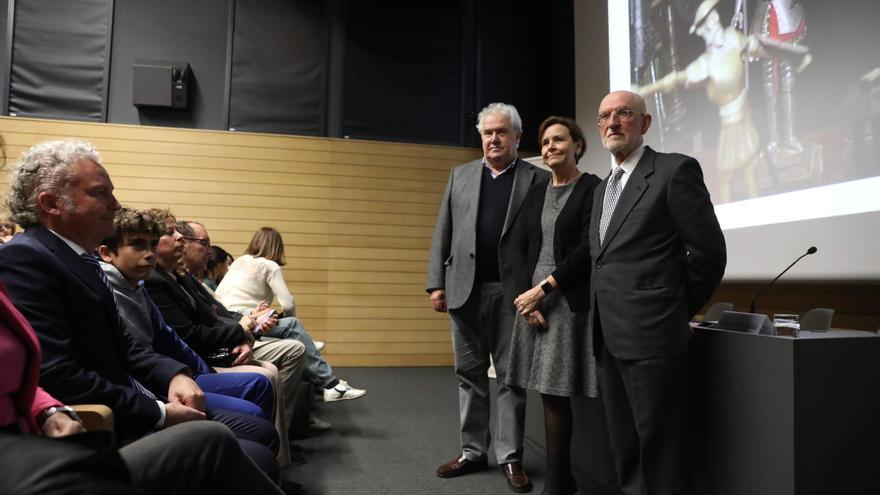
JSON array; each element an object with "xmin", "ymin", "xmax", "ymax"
[{"xmin": 144, "ymin": 271, "xmax": 245, "ymax": 355}]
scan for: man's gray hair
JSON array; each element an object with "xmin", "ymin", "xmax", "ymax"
[
  {"xmin": 475, "ymin": 102, "xmax": 523, "ymax": 136},
  {"xmin": 5, "ymin": 139, "xmax": 102, "ymax": 228},
  {"xmin": 176, "ymin": 220, "xmax": 196, "ymax": 238}
]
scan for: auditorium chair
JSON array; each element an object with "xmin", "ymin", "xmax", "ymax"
[
  {"xmin": 702, "ymin": 302, "xmax": 734, "ymax": 322},
  {"xmin": 799, "ymin": 308, "xmax": 835, "ymax": 332},
  {"xmin": 71, "ymin": 404, "xmax": 114, "ymax": 432}
]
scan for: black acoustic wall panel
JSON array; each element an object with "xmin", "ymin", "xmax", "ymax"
[
  {"xmin": 1, "ymin": 1, "xmax": 9, "ymax": 116},
  {"xmin": 8, "ymin": 0, "xmax": 112, "ymax": 121},
  {"xmin": 229, "ymin": 0, "xmax": 328, "ymax": 136},
  {"xmin": 108, "ymin": 0, "xmax": 230, "ymax": 129},
  {"xmin": 476, "ymin": 0, "xmax": 575, "ymax": 154},
  {"xmin": 343, "ymin": 1, "xmax": 462, "ymax": 145}
]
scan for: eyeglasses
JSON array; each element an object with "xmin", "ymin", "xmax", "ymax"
[
  {"xmin": 597, "ymin": 108, "xmax": 644, "ymax": 126},
  {"xmin": 184, "ymin": 237, "xmax": 211, "ymax": 247}
]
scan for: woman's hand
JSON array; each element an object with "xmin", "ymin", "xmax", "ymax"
[
  {"xmin": 42, "ymin": 412, "xmax": 85, "ymax": 438},
  {"xmin": 515, "ymin": 286, "xmax": 545, "ymax": 315}
]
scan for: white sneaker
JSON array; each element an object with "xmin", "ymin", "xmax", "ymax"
[
  {"xmin": 323, "ymin": 380, "xmax": 366, "ymax": 402},
  {"xmin": 314, "ymin": 341, "xmax": 325, "ymax": 352}
]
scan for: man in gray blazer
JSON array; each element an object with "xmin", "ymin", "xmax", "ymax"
[
  {"xmin": 590, "ymin": 91, "xmax": 726, "ymax": 495},
  {"xmin": 427, "ymin": 103, "xmax": 549, "ymax": 492}
]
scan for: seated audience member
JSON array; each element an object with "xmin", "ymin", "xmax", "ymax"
[
  {"xmin": 98, "ymin": 206, "xmax": 274, "ymax": 420},
  {"xmin": 204, "ymin": 244, "xmax": 233, "ymax": 291},
  {"xmin": 144, "ymin": 210, "xmax": 305, "ymax": 459},
  {"xmin": 214, "ymin": 226, "xmax": 366, "ymax": 402},
  {"xmin": 0, "ymin": 279, "xmax": 285, "ymax": 495},
  {"xmin": 0, "ymin": 139, "xmax": 285, "ymax": 485},
  {"xmin": 0, "ymin": 215, "xmax": 15, "ymax": 243}
]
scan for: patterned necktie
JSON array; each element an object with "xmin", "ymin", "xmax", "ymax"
[
  {"xmin": 599, "ymin": 166, "xmax": 625, "ymax": 246},
  {"xmin": 80, "ymin": 253, "xmax": 157, "ymax": 400}
]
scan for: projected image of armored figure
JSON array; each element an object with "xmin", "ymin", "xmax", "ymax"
[
  {"xmin": 753, "ymin": 0, "xmax": 807, "ymax": 155},
  {"xmin": 637, "ymin": 0, "xmax": 810, "ymax": 203},
  {"xmin": 638, "ymin": 0, "xmax": 760, "ymax": 202}
]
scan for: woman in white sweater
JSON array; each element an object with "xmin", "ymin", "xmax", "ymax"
[{"xmin": 217, "ymin": 227, "xmax": 366, "ymax": 402}]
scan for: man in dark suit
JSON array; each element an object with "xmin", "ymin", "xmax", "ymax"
[
  {"xmin": 0, "ymin": 139, "xmax": 285, "ymax": 491},
  {"xmin": 427, "ymin": 102, "xmax": 550, "ymax": 492},
  {"xmin": 589, "ymin": 91, "xmax": 726, "ymax": 495}
]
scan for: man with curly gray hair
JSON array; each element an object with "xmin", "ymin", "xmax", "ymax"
[
  {"xmin": 6, "ymin": 139, "xmax": 105, "ymax": 230},
  {"xmin": 0, "ymin": 139, "xmax": 287, "ymax": 494}
]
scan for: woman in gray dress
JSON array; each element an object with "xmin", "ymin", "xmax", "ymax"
[{"xmin": 501, "ymin": 116, "xmax": 600, "ymax": 495}]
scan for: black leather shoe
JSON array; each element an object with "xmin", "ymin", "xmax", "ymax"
[
  {"xmin": 436, "ymin": 454, "xmax": 488, "ymax": 478},
  {"xmin": 502, "ymin": 462, "xmax": 533, "ymax": 492}
]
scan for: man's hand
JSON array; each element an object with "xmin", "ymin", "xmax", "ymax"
[
  {"xmin": 526, "ymin": 309, "xmax": 547, "ymax": 328},
  {"xmin": 167, "ymin": 373, "xmax": 206, "ymax": 413},
  {"xmin": 515, "ymin": 285, "xmax": 545, "ymax": 315},
  {"xmin": 230, "ymin": 343, "xmax": 253, "ymax": 366},
  {"xmin": 164, "ymin": 402, "xmax": 206, "ymax": 427},
  {"xmin": 42, "ymin": 412, "xmax": 86, "ymax": 438},
  {"xmin": 429, "ymin": 289, "xmax": 447, "ymax": 313}
]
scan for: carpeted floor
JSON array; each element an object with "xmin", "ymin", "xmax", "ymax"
[{"xmin": 281, "ymin": 367, "xmax": 547, "ymax": 495}]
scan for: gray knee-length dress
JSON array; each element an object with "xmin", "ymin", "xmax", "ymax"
[{"xmin": 505, "ymin": 181, "xmax": 598, "ymax": 398}]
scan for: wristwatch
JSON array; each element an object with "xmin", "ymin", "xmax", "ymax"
[
  {"xmin": 540, "ymin": 280, "xmax": 555, "ymax": 295},
  {"xmin": 39, "ymin": 405, "xmax": 82, "ymax": 426}
]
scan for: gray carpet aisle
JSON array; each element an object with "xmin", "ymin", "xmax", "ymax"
[{"xmin": 282, "ymin": 367, "xmax": 546, "ymax": 495}]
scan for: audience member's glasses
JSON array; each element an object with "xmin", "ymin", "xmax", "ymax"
[
  {"xmin": 597, "ymin": 108, "xmax": 643, "ymax": 126},
  {"xmin": 184, "ymin": 237, "xmax": 211, "ymax": 247}
]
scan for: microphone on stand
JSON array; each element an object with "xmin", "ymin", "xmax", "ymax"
[{"xmin": 750, "ymin": 246, "xmax": 817, "ymax": 314}]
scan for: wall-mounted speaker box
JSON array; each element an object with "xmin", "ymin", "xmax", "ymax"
[{"xmin": 133, "ymin": 60, "xmax": 190, "ymax": 109}]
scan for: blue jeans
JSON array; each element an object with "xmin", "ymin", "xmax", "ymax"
[
  {"xmin": 196, "ymin": 372, "xmax": 274, "ymax": 420},
  {"xmin": 262, "ymin": 316, "xmax": 335, "ymax": 388}
]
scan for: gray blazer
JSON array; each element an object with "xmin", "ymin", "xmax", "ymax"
[
  {"xmin": 589, "ymin": 147, "xmax": 726, "ymax": 360},
  {"xmin": 426, "ymin": 158, "xmax": 550, "ymax": 310}
]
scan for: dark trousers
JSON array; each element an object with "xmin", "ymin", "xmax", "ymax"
[
  {"xmin": 597, "ymin": 344, "xmax": 689, "ymax": 495},
  {"xmin": 0, "ymin": 430, "xmax": 136, "ymax": 494},
  {"xmin": 208, "ymin": 408, "xmax": 280, "ymax": 481}
]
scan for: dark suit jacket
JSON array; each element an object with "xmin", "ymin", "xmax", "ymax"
[
  {"xmin": 426, "ymin": 158, "xmax": 551, "ymax": 310},
  {"xmin": 501, "ymin": 173, "xmax": 601, "ymax": 312},
  {"xmin": 590, "ymin": 147, "xmax": 726, "ymax": 359},
  {"xmin": 144, "ymin": 266, "xmax": 246, "ymax": 356},
  {"xmin": 0, "ymin": 226, "xmax": 187, "ymax": 439}
]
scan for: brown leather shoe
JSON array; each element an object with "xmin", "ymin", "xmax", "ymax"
[
  {"xmin": 436, "ymin": 454, "xmax": 488, "ymax": 478},
  {"xmin": 502, "ymin": 462, "xmax": 532, "ymax": 492}
]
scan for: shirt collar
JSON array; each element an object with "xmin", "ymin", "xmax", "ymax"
[
  {"xmin": 482, "ymin": 156, "xmax": 518, "ymax": 179},
  {"xmin": 47, "ymin": 228, "xmax": 88, "ymax": 256},
  {"xmin": 611, "ymin": 145, "xmax": 646, "ymax": 176}
]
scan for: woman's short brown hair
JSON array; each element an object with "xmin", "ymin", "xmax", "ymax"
[
  {"xmin": 538, "ymin": 116, "xmax": 587, "ymax": 162},
  {"xmin": 244, "ymin": 227, "xmax": 286, "ymax": 266}
]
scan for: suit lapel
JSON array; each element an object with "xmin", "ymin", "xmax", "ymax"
[
  {"xmin": 28, "ymin": 227, "xmax": 110, "ymax": 299},
  {"xmin": 590, "ymin": 174, "xmax": 607, "ymax": 257},
  {"xmin": 461, "ymin": 160, "xmax": 483, "ymax": 235},
  {"xmin": 27, "ymin": 227, "xmax": 123, "ymax": 340},
  {"xmin": 596, "ymin": 147, "xmax": 655, "ymax": 258},
  {"xmin": 502, "ymin": 159, "xmax": 533, "ymax": 237}
]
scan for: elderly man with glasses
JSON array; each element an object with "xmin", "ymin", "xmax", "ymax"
[{"xmin": 589, "ymin": 90, "xmax": 726, "ymax": 495}]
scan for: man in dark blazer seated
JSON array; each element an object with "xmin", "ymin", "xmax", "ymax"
[
  {"xmin": 0, "ymin": 139, "xmax": 283, "ymax": 487},
  {"xmin": 427, "ymin": 102, "xmax": 549, "ymax": 492},
  {"xmin": 589, "ymin": 91, "xmax": 726, "ymax": 495}
]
